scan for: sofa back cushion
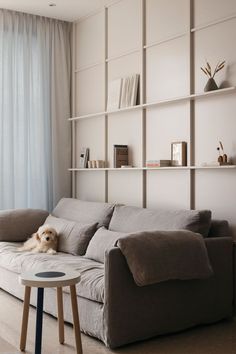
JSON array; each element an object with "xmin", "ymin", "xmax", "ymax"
[
  {"xmin": 44, "ymin": 215, "xmax": 97, "ymax": 255},
  {"xmin": 52, "ymin": 198, "xmax": 115, "ymax": 228},
  {"xmin": 208, "ymin": 219, "xmax": 231, "ymax": 237},
  {"xmin": 109, "ymin": 205, "xmax": 212, "ymax": 237},
  {"xmin": 0, "ymin": 209, "xmax": 49, "ymax": 242},
  {"xmin": 85, "ymin": 227, "xmax": 125, "ymax": 263}
]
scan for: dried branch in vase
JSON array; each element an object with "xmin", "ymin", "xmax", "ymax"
[
  {"xmin": 201, "ymin": 60, "xmax": 225, "ymax": 92},
  {"xmin": 200, "ymin": 60, "xmax": 225, "ymax": 79}
]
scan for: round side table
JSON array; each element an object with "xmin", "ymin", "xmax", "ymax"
[{"xmin": 19, "ymin": 270, "xmax": 82, "ymax": 354}]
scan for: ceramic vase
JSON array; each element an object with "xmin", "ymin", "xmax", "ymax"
[{"xmin": 204, "ymin": 77, "xmax": 218, "ymax": 92}]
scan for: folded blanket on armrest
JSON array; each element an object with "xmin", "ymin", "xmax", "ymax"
[{"xmin": 117, "ymin": 230, "xmax": 213, "ymax": 286}]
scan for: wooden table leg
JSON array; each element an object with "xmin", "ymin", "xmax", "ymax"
[
  {"xmin": 20, "ymin": 286, "xmax": 31, "ymax": 352},
  {"xmin": 70, "ymin": 285, "xmax": 83, "ymax": 354},
  {"xmin": 57, "ymin": 287, "xmax": 65, "ymax": 344},
  {"xmin": 35, "ymin": 287, "xmax": 44, "ymax": 354}
]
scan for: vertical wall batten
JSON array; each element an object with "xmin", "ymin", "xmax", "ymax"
[
  {"xmin": 104, "ymin": 6, "xmax": 109, "ymax": 203},
  {"xmin": 141, "ymin": 0, "xmax": 146, "ymax": 208},
  {"xmin": 189, "ymin": 0, "xmax": 195, "ymax": 209},
  {"xmin": 72, "ymin": 23, "xmax": 76, "ymax": 198}
]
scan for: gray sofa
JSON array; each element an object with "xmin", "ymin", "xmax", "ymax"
[{"xmin": 0, "ymin": 198, "xmax": 233, "ymax": 348}]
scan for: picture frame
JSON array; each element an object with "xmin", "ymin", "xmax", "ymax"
[{"xmin": 171, "ymin": 142, "xmax": 187, "ymax": 166}]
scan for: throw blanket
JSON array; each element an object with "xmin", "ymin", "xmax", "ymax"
[{"xmin": 117, "ymin": 230, "xmax": 213, "ymax": 286}]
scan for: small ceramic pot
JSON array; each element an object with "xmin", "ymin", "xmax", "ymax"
[{"xmin": 204, "ymin": 78, "xmax": 218, "ymax": 92}]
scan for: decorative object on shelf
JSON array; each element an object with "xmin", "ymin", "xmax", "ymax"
[
  {"xmin": 171, "ymin": 142, "xmax": 187, "ymax": 166},
  {"xmin": 87, "ymin": 160, "xmax": 105, "ymax": 168},
  {"xmin": 216, "ymin": 141, "xmax": 231, "ymax": 165},
  {"xmin": 146, "ymin": 160, "xmax": 171, "ymax": 168},
  {"xmin": 121, "ymin": 165, "xmax": 133, "ymax": 168},
  {"xmin": 79, "ymin": 147, "xmax": 89, "ymax": 168},
  {"xmin": 201, "ymin": 60, "xmax": 225, "ymax": 92},
  {"xmin": 113, "ymin": 145, "xmax": 128, "ymax": 168},
  {"xmin": 107, "ymin": 78, "xmax": 123, "ymax": 111},
  {"xmin": 219, "ymin": 141, "xmax": 228, "ymax": 163},
  {"xmin": 95, "ymin": 160, "xmax": 105, "ymax": 168}
]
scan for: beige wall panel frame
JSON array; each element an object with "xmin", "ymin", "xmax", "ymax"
[
  {"xmin": 75, "ymin": 11, "xmax": 105, "ymax": 69},
  {"xmin": 146, "ymin": 0, "xmax": 189, "ymax": 45},
  {"xmin": 107, "ymin": 0, "xmax": 141, "ymax": 58},
  {"xmin": 146, "ymin": 170, "xmax": 190, "ymax": 210},
  {"xmin": 146, "ymin": 37, "xmax": 189, "ymax": 102},
  {"xmin": 194, "ymin": 0, "xmax": 236, "ymax": 28}
]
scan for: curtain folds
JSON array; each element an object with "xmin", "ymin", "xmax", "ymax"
[{"xmin": 0, "ymin": 9, "xmax": 71, "ymax": 211}]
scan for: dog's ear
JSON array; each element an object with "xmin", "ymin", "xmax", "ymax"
[{"xmin": 34, "ymin": 232, "xmax": 40, "ymax": 241}]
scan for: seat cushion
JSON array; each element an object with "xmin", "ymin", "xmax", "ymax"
[
  {"xmin": 0, "ymin": 242, "xmax": 105, "ymax": 303},
  {"xmin": 109, "ymin": 205, "xmax": 212, "ymax": 237},
  {"xmin": 52, "ymin": 198, "xmax": 115, "ymax": 228}
]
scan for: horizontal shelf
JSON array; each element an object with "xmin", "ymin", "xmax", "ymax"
[
  {"xmin": 69, "ymin": 165, "xmax": 236, "ymax": 172},
  {"xmin": 191, "ymin": 13, "xmax": 236, "ymax": 32},
  {"xmin": 75, "ymin": 60, "xmax": 104, "ymax": 73},
  {"xmin": 144, "ymin": 31, "xmax": 188, "ymax": 49},
  {"xmin": 69, "ymin": 86, "xmax": 236, "ymax": 121}
]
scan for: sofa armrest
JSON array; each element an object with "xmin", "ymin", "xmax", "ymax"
[
  {"xmin": 104, "ymin": 237, "xmax": 233, "ymax": 348},
  {"xmin": 0, "ymin": 209, "xmax": 49, "ymax": 242}
]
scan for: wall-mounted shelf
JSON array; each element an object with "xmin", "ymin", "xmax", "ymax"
[
  {"xmin": 69, "ymin": 86, "xmax": 236, "ymax": 121},
  {"xmin": 72, "ymin": 1, "xmax": 236, "ymax": 234},
  {"xmin": 69, "ymin": 165, "xmax": 236, "ymax": 172},
  {"xmin": 191, "ymin": 13, "xmax": 236, "ymax": 33}
]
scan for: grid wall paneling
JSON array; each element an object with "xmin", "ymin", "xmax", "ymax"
[{"xmin": 71, "ymin": 0, "xmax": 236, "ymax": 236}]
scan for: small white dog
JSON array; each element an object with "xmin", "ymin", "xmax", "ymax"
[{"xmin": 19, "ymin": 225, "xmax": 58, "ymax": 255}]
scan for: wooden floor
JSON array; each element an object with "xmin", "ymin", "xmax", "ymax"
[{"xmin": 0, "ymin": 289, "xmax": 236, "ymax": 354}]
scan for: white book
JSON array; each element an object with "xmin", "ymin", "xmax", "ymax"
[
  {"xmin": 120, "ymin": 76, "xmax": 130, "ymax": 108},
  {"xmin": 130, "ymin": 74, "xmax": 139, "ymax": 106},
  {"xmin": 120, "ymin": 78, "xmax": 128, "ymax": 108},
  {"xmin": 107, "ymin": 78, "xmax": 122, "ymax": 111}
]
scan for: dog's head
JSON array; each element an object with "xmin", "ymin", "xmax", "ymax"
[{"xmin": 36, "ymin": 225, "xmax": 58, "ymax": 245}]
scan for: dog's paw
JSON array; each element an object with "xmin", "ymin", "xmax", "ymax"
[
  {"xmin": 18, "ymin": 247, "xmax": 24, "ymax": 252},
  {"xmin": 32, "ymin": 248, "xmax": 41, "ymax": 253},
  {"xmin": 47, "ymin": 249, "xmax": 57, "ymax": 255}
]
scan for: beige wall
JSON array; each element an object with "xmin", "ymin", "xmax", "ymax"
[{"xmin": 72, "ymin": 0, "xmax": 236, "ymax": 236}]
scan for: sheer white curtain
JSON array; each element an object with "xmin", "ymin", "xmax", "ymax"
[{"xmin": 0, "ymin": 9, "xmax": 71, "ymax": 211}]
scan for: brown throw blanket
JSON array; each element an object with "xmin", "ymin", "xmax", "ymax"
[{"xmin": 117, "ymin": 230, "xmax": 213, "ymax": 286}]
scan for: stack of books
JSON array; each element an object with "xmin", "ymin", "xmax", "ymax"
[
  {"xmin": 114, "ymin": 145, "xmax": 128, "ymax": 168},
  {"xmin": 146, "ymin": 160, "xmax": 171, "ymax": 168},
  {"xmin": 107, "ymin": 74, "xmax": 139, "ymax": 111}
]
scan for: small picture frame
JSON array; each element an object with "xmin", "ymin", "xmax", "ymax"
[{"xmin": 171, "ymin": 142, "xmax": 187, "ymax": 166}]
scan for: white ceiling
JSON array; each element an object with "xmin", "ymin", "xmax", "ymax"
[{"xmin": 0, "ymin": 0, "xmax": 107, "ymax": 22}]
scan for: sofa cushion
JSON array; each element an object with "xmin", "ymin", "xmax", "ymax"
[
  {"xmin": 0, "ymin": 242, "xmax": 104, "ymax": 303},
  {"xmin": 109, "ymin": 205, "xmax": 212, "ymax": 237},
  {"xmin": 0, "ymin": 209, "xmax": 49, "ymax": 242},
  {"xmin": 208, "ymin": 219, "xmax": 231, "ymax": 237},
  {"xmin": 44, "ymin": 215, "xmax": 97, "ymax": 255},
  {"xmin": 85, "ymin": 227, "xmax": 125, "ymax": 263},
  {"xmin": 52, "ymin": 198, "xmax": 115, "ymax": 228}
]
